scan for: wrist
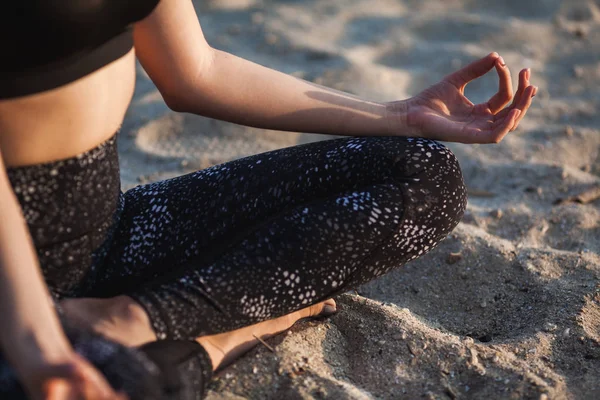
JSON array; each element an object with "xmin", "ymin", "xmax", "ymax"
[
  {"xmin": 384, "ymin": 99, "xmax": 419, "ymax": 137},
  {"xmin": 2, "ymin": 318, "xmax": 73, "ymax": 370}
]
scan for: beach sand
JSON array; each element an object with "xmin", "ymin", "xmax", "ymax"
[{"xmin": 119, "ymin": 0, "xmax": 600, "ymax": 398}]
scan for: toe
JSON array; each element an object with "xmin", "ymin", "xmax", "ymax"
[
  {"xmin": 321, "ymin": 299, "xmax": 337, "ymax": 316},
  {"xmin": 308, "ymin": 299, "xmax": 337, "ymax": 318}
]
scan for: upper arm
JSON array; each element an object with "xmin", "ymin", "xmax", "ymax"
[{"xmin": 133, "ymin": 0, "xmax": 214, "ymax": 109}]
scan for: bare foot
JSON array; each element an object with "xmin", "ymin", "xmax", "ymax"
[
  {"xmin": 197, "ymin": 299, "xmax": 337, "ymax": 371},
  {"xmin": 60, "ymin": 296, "xmax": 337, "ymax": 371}
]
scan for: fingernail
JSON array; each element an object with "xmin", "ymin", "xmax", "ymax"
[{"xmin": 498, "ymin": 56, "xmax": 506, "ymax": 66}]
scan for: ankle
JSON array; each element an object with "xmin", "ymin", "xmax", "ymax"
[{"xmin": 196, "ymin": 337, "xmax": 224, "ymax": 371}]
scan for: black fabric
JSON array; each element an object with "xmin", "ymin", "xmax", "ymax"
[
  {"xmin": 6, "ymin": 134, "xmax": 122, "ymax": 297},
  {"xmin": 7, "ymin": 133, "xmax": 467, "ymax": 398},
  {"xmin": 0, "ymin": 0, "xmax": 160, "ymax": 99},
  {"xmin": 139, "ymin": 340, "xmax": 213, "ymax": 399},
  {"xmin": 0, "ymin": 317, "xmax": 164, "ymax": 400},
  {"xmin": 105, "ymin": 136, "xmax": 467, "ymax": 340}
]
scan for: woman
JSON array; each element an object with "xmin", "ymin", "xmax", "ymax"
[{"xmin": 0, "ymin": 0, "xmax": 536, "ymax": 399}]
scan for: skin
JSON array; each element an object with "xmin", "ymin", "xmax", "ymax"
[{"xmin": 0, "ymin": 0, "xmax": 536, "ymax": 399}]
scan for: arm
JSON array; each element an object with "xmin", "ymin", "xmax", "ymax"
[
  {"xmin": 133, "ymin": 0, "xmax": 398, "ymax": 137},
  {"xmin": 0, "ymin": 151, "xmax": 119, "ymax": 400},
  {"xmin": 0, "ymin": 151, "xmax": 72, "ymax": 370},
  {"xmin": 134, "ymin": 0, "xmax": 536, "ymax": 144}
]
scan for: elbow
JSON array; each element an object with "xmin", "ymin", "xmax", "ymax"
[
  {"xmin": 161, "ymin": 48, "xmax": 216, "ymax": 114},
  {"xmin": 163, "ymin": 91, "xmax": 188, "ymax": 113}
]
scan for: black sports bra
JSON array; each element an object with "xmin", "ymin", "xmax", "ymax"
[{"xmin": 0, "ymin": 0, "xmax": 160, "ymax": 99}]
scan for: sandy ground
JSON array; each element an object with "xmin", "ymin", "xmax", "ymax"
[{"xmin": 118, "ymin": 0, "xmax": 600, "ymax": 398}]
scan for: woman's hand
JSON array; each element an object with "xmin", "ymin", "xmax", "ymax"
[
  {"xmin": 18, "ymin": 351, "xmax": 127, "ymax": 400},
  {"xmin": 389, "ymin": 52, "xmax": 537, "ymax": 144}
]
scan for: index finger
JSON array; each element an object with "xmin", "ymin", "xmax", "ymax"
[{"xmin": 444, "ymin": 52, "xmax": 500, "ymax": 89}]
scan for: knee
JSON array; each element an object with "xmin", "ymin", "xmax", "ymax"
[
  {"xmin": 334, "ymin": 136, "xmax": 467, "ymax": 229},
  {"xmin": 428, "ymin": 140, "xmax": 467, "ymax": 229},
  {"xmin": 393, "ymin": 137, "xmax": 467, "ymax": 234}
]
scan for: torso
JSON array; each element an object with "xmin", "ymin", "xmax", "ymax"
[
  {"xmin": 0, "ymin": 50, "xmax": 136, "ymax": 167},
  {"xmin": 0, "ymin": 0, "xmax": 160, "ymax": 167}
]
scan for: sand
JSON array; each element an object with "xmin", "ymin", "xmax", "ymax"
[{"xmin": 118, "ymin": 0, "xmax": 600, "ymax": 398}]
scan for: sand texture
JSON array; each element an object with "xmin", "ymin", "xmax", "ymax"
[{"xmin": 118, "ymin": 0, "xmax": 600, "ymax": 398}]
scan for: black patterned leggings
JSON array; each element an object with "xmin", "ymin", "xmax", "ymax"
[{"xmin": 9, "ymin": 135, "xmax": 467, "ymax": 342}]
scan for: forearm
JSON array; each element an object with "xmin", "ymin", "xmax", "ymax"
[
  {"xmin": 173, "ymin": 48, "xmax": 407, "ymax": 136},
  {"xmin": 0, "ymin": 163, "xmax": 71, "ymax": 369}
]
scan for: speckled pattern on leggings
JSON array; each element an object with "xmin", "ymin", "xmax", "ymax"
[
  {"xmin": 86, "ymin": 135, "xmax": 466, "ymax": 340},
  {"xmin": 7, "ymin": 135, "xmax": 122, "ymax": 297},
  {"xmin": 9, "ymin": 134, "xmax": 466, "ymax": 340},
  {"xmin": 7, "ymin": 133, "xmax": 466, "ymax": 397}
]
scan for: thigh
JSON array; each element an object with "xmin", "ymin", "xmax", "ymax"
[
  {"xmin": 95, "ymin": 136, "xmax": 458, "ymax": 294},
  {"xmin": 126, "ymin": 136, "xmax": 467, "ymax": 339}
]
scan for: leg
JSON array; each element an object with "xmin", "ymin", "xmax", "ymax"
[
  {"xmin": 61, "ymin": 294, "xmax": 336, "ymax": 370},
  {"xmin": 91, "ymin": 136, "xmax": 466, "ymax": 340}
]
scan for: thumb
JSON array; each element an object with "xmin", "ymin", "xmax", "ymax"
[
  {"xmin": 45, "ymin": 379, "xmax": 78, "ymax": 400},
  {"xmin": 44, "ymin": 363, "xmax": 79, "ymax": 380}
]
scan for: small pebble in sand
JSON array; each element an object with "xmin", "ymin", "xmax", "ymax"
[
  {"xmin": 563, "ymin": 328, "xmax": 571, "ymax": 337},
  {"xmin": 489, "ymin": 209, "xmax": 503, "ymax": 219},
  {"xmin": 574, "ymin": 27, "xmax": 586, "ymax": 38},
  {"xmin": 539, "ymin": 394, "xmax": 549, "ymax": 400},
  {"xmin": 543, "ymin": 322, "xmax": 558, "ymax": 332},
  {"xmin": 565, "ymin": 125, "xmax": 574, "ymax": 136},
  {"xmin": 446, "ymin": 252, "xmax": 463, "ymax": 265},
  {"xmin": 573, "ymin": 65, "xmax": 585, "ymax": 78},
  {"xmin": 252, "ymin": 366, "xmax": 258, "ymax": 374}
]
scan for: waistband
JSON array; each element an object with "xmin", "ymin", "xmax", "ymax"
[{"xmin": 7, "ymin": 133, "xmax": 121, "ymax": 248}]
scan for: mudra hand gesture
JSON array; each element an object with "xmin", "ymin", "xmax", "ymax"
[{"xmin": 393, "ymin": 52, "xmax": 537, "ymax": 144}]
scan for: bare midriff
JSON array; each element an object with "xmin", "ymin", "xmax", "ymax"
[{"xmin": 0, "ymin": 49, "xmax": 136, "ymax": 167}]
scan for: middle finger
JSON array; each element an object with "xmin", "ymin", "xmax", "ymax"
[{"xmin": 487, "ymin": 57, "xmax": 513, "ymax": 114}]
